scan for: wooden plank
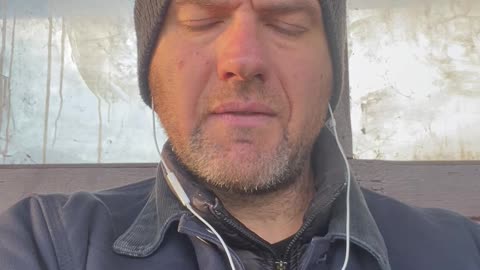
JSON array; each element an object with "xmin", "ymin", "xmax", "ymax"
[
  {"xmin": 352, "ymin": 160, "xmax": 480, "ymax": 222},
  {"xmin": 0, "ymin": 161, "xmax": 479, "ymax": 222},
  {"xmin": 0, "ymin": 165, "xmax": 155, "ymax": 212}
]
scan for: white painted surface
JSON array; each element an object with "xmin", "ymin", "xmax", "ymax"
[
  {"xmin": 349, "ymin": 1, "xmax": 480, "ymax": 160},
  {"xmin": 0, "ymin": 15, "xmax": 166, "ymax": 164}
]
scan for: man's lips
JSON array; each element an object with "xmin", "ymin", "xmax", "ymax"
[
  {"xmin": 211, "ymin": 102, "xmax": 276, "ymax": 116},
  {"xmin": 209, "ymin": 102, "xmax": 276, "ymax": 127}
]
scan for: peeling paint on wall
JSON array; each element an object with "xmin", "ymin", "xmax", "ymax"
[
  {"xmin": 2, "ymin": 15, "xmax": 14, "ymax": 163},
  {"xmin": 52, "ymin": 17, "xmax": 66, "ymax": 149},
  {"xmin": 349, "ymin": 0, "xmax": 480, "ymax": 160},
  {"xmin": 42, "ymin": 16, "xmax": 53, "ymax": 164},
  {"xmin": 0, "ymin": 0, "xmax": 8, "ymax": 135},
  {"xmin": 0, "ymin": 14, "xmax": 164, "ymax": 164}
]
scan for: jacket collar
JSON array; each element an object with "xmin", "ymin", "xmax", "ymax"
[
  {"xmin": 112, "ymin": 161, "xmax": 185, "ymax": 257},
  {"xmin": 112, "ymin": 129, "xmax": 391, "ymax": 270},
  {"xmin": 328, "ymin": 178, "xmax": 391, "ymax": 270}
]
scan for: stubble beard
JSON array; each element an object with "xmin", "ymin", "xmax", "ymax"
[
  {"xmin": 172, "ymin": 127, "xmax": 312, "ymax": 195},
  {"xmin": 155, "ymin": 80, "xmax": 324, "ymax": 195}
]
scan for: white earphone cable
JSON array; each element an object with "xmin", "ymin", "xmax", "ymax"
[
  {"xmin": 160, "ymin": 162, "xmax": 237, "ymax": 270},
  {"xmin": 153, "ymin": 103, "xmax": 236, "ymax": 270},
  {"xmin": 328, "ymin": 104, "xmax": 351, "ymax": 270},
  {"xmin": 186, "ymin": 203, "xmax": 237, "ymax": 270}
]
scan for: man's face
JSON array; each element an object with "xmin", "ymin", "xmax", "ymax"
[{"xmin": 150, "ymin": 0, "xmax": 333, "ymax": 193}]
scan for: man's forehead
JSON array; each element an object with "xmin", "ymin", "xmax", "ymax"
[
  {"xmin": 173, "ymin": 0, "xmax": 322, "ymax": 22},
  {"xmin": 174, "ymin": 0, "xmax": 320, "ymax": 10}
]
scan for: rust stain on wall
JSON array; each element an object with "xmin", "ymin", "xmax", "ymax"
[{"xmin": 52, "ymin": 17, "xmax": 67, "ymax": 149}]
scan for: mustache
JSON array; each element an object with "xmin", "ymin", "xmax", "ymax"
[
  {"xmin": 195, "ymin": 81, "xmax": 280, "ymax": 123},
  {"xmin": 209, "ymin": 80, "xmax": 272, "ymax": 101}
]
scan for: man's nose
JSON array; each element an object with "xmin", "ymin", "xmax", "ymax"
[{"xmin": 216, "ymin": 18, "xmax": 267, "ymax": 82}]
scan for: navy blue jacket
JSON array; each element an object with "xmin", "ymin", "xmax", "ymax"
[{"xmin": 1, "ymin": 178, "xmax": 479, "ymax": 270}]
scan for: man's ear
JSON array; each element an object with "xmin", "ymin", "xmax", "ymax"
[{"xmin": 151, "ymin": 95, "xmax": 162, "ymax": 155}]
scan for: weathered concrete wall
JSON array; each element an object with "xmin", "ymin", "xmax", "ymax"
[
  {"xmin": 0, "ymin": 0, "xmax": 478, "ymax": 163},
  {"xmin": 0, "ymin": 15, "xmax": 166, "ymax": 164},
  {"xmin": 349, "ymin": 0, "xmax": 480, "ymax": 160}
]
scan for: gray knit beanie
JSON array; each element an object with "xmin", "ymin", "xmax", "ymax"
[{"xmin": 134, "ymin": 0, "xmax": 347, "ymax": 109}]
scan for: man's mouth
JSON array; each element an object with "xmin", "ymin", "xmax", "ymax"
[
  {"xmin": 209, "ymin": 102, "xmax": 276, "ymax": 128},
  {"xmin": 212, "ymin": 102, "xmax": 276, "ymax": 115}
]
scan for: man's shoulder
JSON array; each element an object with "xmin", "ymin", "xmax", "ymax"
[
  {"xmin": 362, "ymin": 188, "xmax": 480, "ymax": 259},
  {"xmin": 1, "ymin": 177, "xmax": 156, "ymax": 238},
  {"xmin": 362, "ymin": 188, "xmax": 478, "ymax": 228},
  {"xmin": 21, "ymin": 177, "xmax": 153, "ymax": 210},
  {"xmin": 0, "ymin": 178, "xmax": 157, "ymax": 269}
]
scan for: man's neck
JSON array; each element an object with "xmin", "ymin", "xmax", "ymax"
[{"xmin": 214, "ymin": 165, "xmax": 315, "ymax": 244}]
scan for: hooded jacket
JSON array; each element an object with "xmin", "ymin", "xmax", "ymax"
[{"xmin": 1, "ymin": 127, "xmax": 480, "ymax": 270}]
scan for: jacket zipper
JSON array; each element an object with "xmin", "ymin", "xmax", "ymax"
[
  {"xmin": 178, "ymin": 223, "xmax": 246, "ymax": 270},
  {"xmin": 281, "ymin": 184, "xmax": 346, "ymax": 269},
  {"xmin": 213, "ymin": 209, "xmax": 299, "ymax": 270},
  {"xmin": 279, "ymin": 212, "xmax": 319, "ymax": 269},
  {"xmin": 213, "ymin": 209, "xmax": 283, "ymax": 267},
  {"xmin": 275, "ymin": 261, "xmax": 288, "ymax": 270},
  {"xmin": 213, "ymin": 184, "xmax": 345, "ymax": 270}
]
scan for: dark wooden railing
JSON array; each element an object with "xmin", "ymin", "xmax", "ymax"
[{"xmin": 1, "ymin": 161, "xmax": 479, "ymax": 222}]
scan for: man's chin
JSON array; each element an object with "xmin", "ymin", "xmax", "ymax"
[
  {"xmin": 192, "ymin": 153, "xmax": 298, "ymax": 195},
  {"xmin": 222, "ymin": 144, "xmax": 267, "ymax": 163},
  {"xmin": 176, "ymin": 130, "xmax": 306, "ymax": 194},
  {"xmin": 200, "ymin": 169, "xmax": 295, "ymax": 195}
]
